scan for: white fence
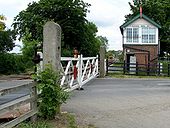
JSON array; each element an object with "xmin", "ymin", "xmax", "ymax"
[{"xmin": 60, "ymin": 55, "xmax": 99, "ymax": 91}]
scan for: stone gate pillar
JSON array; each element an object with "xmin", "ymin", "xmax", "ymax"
[{"xmin": 43, "ymin": 21, "xmax": 61, "ymax": 71}]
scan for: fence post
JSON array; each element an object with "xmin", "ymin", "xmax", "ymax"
[
  {"xmin": 158, "ymin": 63, "xmax": 160, "ymax": 76},
  {"xmin": 30, "ymin": 82, "xmax": 37, "ymax": 122},
  {"xmin": 136, "ymin": 62, "xmax": 138, "ymax": 75},
  {"xmin": 123, "ymin": 60, "xmax": 126, "ymax": 74},
  {"xmin": 99, "ymin": 46, "xmax": 106, "ymax": 77},
  {"xmin": 168, "ymin": 64, "xmax": 170, "ymax": 77},
  {"xmin": 78, "ymin": 55, "xmax": 83, "ymax": 88},
  {"xmin": 147, "ymin": 63, "xmax": 150, "ymax": 76},
  {"xmin": 96, "ymin": 55, "xmax": 99, "ymax": 75},
  {"xmin": 106, "ymin": 57, "xmax": 108, "ymax": 75}
]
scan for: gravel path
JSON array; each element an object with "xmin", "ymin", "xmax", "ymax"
[{"xmin": 62, "ymin": 78, "xmax": 170, "ymax": 128}]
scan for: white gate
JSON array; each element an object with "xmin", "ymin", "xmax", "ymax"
[{"xmin": 60, "ymin": 55, "xmax": 98, "ymax": 91}]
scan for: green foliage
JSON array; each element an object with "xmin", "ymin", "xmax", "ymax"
[
  {"xmin": 62, "ymin": 48, "xmax": 73, "ymax": 57},
  {"xmin": 159, "ymin": 61, "xmax": 170, "ymax": 74},
  {"xmin": 80, "ymin": 22, "xmax": 101, "ymax": 56},
  {"xmin": 0, "ymin": 29, "xmax": 16, "ymax": 53},
  {"xmin": 21, "ymin": 36, "xmax": 39, "ymax": 69},
  {"xmin": 0, "ymin": 53, "xmax": 26, "ymax": 74},
  {"xmin": 34, "ymin": 65, "xmax": 69, "ymax": 119},
  {"xmin": 0, "ymin": 14, "xmax": 16, "ymax": 53},
  {"xmin": 97, "ymin": 36, "xmax": 109, "ymax": 49},
  {"xmin": 67, "ymin": 114, "xmax": 77, "ymax": 128},
  {"xmin": 0, "ymin": 14, "xmax": 6, "ymax": 31},
  {"xmin": 16, "ymin": 121, "xmax": 51, "ymax": 128},
  {"xmin": 13, "ymin": 0, "xmax": 102, "ymax": 56},
  {"xmin": 106, "ymin": 50, "xmax": 123, "ymax": 62},
  {"xmin": 126, "ymin": 0, "xmax": 170, "ymax": 56}
]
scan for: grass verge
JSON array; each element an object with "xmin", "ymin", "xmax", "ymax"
[
  {"xmin": 107, "ymin": 73, "xmax": 170, "ymax": 79},
  {"xmin": 15, "ymin": 113, "xmax": 97, "ymax": 128}
]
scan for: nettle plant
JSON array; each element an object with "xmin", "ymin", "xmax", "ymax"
[{"xmin": 34, "ymin": 65, "xmax": 69, "ymax": 119}]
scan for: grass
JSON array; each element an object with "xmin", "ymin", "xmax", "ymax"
[
  {"xmin": 15, "ymin": 120, "xmax": 51, "ymax": 128},
  {"xmin": 15, "ymin": 113, "xmax": 97, "ymax": 128},
  {"xmin": 107, "ymin": 73, "xmax": 170, "ymax": 79}
]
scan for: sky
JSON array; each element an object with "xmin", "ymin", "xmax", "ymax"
[{"xmin": 0, "ymin": 0, "xmax": 132, "ymax": 53}]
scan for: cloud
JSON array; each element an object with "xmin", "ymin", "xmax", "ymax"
[
  {"xmin": 84, "ymin": 0, "xmax": 131, "ymax": 50},
  {"xmin": 0, "ymin": 0, "xmax": 132, "ymax": 52},
  {"xmin": 0, "ymin": 0, "xmax": 39, "ymax": 53},
  {"xmin": 0, "ymin": 0, "xmax": 39, "ymax": 27}
]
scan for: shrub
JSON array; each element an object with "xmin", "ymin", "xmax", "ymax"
[
  {"xmin": 0, "ymin": 53, "xmax": 27, "ymax": 74},
  {"xmin": 33, "ymin": 65, "xmax": 69, "ymax": 119}
]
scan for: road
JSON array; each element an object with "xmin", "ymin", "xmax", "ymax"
[
  {"xmin": 62, "ymin": 78, "xmax": 170, "ymax": 128},
  {"xmin": 0, "ymin": 80, "xmax": 32, "ymax": 105}
]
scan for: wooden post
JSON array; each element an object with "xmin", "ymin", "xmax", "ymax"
[
  {"xmin": 123, "ymin": 60, "xmax": 126, "ymax": 74},
  {"xmin": 136, "ymin": 62, "xmax": 138, "ymax": 75},
  {"xmin": 158, "ymin": 63, "xmax": 160, "ymax": 76},
  {"xmin": 147, "ymin": 63, "xmax": 150, "ymax": 76},
  {"xmin": 99, "ymin": 46, "xmax": 105, "ymax": 78},
  {"xmin": 106, "ymin": 57, "xmax": 109, "ymax": 75},
  {"xmin": 30, "ymin": 82, "xmax": 37, "ymax": 122},
  {"xmin": 168, "ymin": 64, "xmax": 170, "ymax": 77}
]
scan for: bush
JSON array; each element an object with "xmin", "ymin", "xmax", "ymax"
[
  {"xmin": 0, "ymin": 53, "xmax": 27, "ymax": 74},
  {"xmin": 33, "ymin": 65, "xmax": 69, "ymax": 119}
]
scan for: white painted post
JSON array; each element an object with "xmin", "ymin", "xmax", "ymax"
[
  {"xmin": 37, "ymin": 51, "xmax": 43, "ymax": 74},
  {"xmin": 78, "ymin": 55, "xmax": 83, "ymax": 88},
  {"xmin": 96, "ymin": 55, "xmax": 99, "ymax": 75},
  {"xmin": 160, "ymin": 63, "xmax": 163, "ymax": 74}
]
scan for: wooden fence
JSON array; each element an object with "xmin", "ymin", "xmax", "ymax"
[
  {"xmin": 0, "ymin": 82, "xmax": 37, "ymax": 128},
  {"xmin": 106, "ymin": 60, "xmax": 170, "ymax": 76}
]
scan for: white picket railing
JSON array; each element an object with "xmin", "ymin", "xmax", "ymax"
[{"xmin": 60, "ymin": 55, "xmax": 98, "ymax": 91}]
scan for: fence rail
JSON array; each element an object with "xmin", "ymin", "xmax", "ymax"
[
  {"xmin": 0, "ymin": 82, "xmax": 37, "ymax": 128},
  {"xmin": 106, "ymin": 60, "xmax": 170, "ymax": 76}
]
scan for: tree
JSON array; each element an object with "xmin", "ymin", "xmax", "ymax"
[
  {"xmin": 125, "ymin": 0, "xmax": 170, "ymax": 56},
  {"xmin": 0, "ymin": 14, "xmax": 15, "ymax": 53},
  {"xmin": 0, "ymin": 14, "xmax": 6, "ymax": 30},
  {"xmin": 80, "ymin": 22, "xmax": 101, "ymax": 56},
  {"xmin": 97, "ymin": 36, "xmax": 109, "ymax": 49},
  {"xmin": 21, "ymin": 35, "xmax": 38, "ymax": 69},
  {"xmin": 13, "ymin": 0, "xmax": 101, "ymax": 56}
]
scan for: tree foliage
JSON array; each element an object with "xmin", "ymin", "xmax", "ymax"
[
  {"xmin": 0, "ymin": 53, "xmax": 26, "ymax": 74},
  {"xmin": 0, "ymin": 30, "xmax": 15, "ymax": 52},
  {"xmin": 97, "ymin": 36, "xmax": 109, "ymax": 49},
  {"xmin": 0, "ymin": 14, "xmax": 6, "ymax": 31},
  {"xmin": 21, "ymin": 36, "xmax": 38, "ymax": 69},
  {"xmin": 125, "ymin": 0, "xmax": 170, "ymax": 56},
  {"xmin": 0, "ymin": 14, "xmax": 16, "ymax": 53},
  {"xmin": 13, "ymin": 0, "xmax": 102, "ymax": 56}
]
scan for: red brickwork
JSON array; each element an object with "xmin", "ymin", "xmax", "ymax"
[{"xmin": 124, "ymin": 45, "xmax": 158, "ymax": 65}]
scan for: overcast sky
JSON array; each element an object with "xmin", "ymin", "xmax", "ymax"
[{"xmin": 0, "ymin": 0, "xmax": 132, "ymax": 52}]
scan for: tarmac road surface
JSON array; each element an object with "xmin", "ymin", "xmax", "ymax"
[{"xmin": 62, "ymin": 78, "xmax": 170, "ymax": 128}]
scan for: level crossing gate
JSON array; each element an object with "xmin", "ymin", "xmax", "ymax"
[{"xmin": 60, "ymin": 55, "xmax": 98, "ymax": 91}]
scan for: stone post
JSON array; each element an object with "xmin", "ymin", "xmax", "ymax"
[
  {"xmin": 99, "ymin": 46, "xmax": 106, "ymax": 77},
  {"xmin": 43, "ymin": 21, "xmax": 61, "ymax": 71}
]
